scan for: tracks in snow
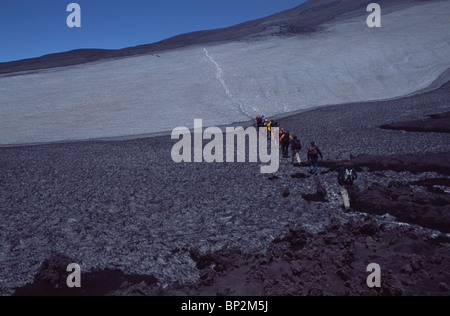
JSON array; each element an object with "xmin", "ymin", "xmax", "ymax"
[{"xmin": 203, "ymin": 48, "xmax": 252, "ymax": 119}]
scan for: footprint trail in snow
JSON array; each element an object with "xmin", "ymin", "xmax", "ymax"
[{"xmin": 203, "ymin": 48, "xmax": 253, "ymax": 119}]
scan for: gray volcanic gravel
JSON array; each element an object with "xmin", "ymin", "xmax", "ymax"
[{"xmin": 1, "ymin": 80, "xmax": 449, "ymax": 296}]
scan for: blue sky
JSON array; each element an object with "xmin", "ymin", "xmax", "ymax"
[{"xmin": 0, "ymin": 0, "xmax": 306, "ymax": 62}]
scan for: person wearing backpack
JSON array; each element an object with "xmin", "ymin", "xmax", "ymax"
[
  {"xmin": 338, "ymin": 159, "xmax": 358, "ymax": 212},
  {"xmin": 291, "ymin": 135, "xmax": 302, "ymax": 166},
  {"xmin": 256, "ymin": 116, "xmax": 263, "ymax": 128},
  {"xmin": 267, "ymin": 120, "xmax": 273, "ymax": 139},
  {"xmin": 307, "ymin": 142, "xmax": 323, "ymax": 175},
  {"xmin": 280, "ymin": 131, "xmax": 292, "ymax": 158},
  {"xmin": 279, "ymin": 127, "xmax": 284, "ymax": 140}
]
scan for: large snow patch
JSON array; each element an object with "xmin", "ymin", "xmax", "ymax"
[{"xmin": 0, "ymin": 1, "xmax": 449, "ymax": 145}]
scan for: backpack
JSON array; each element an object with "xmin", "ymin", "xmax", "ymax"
[
  {"xmin": 292, "ymin": 139, "xmax": 301, "ymax": 150},
  {"xmin": 308, "ymin": 146, "xmax": 318, "ymax": 156},
  {"xmin": 282, "ymin": 133, "xmax": 290, "ymax": 144},
  {"xmin": 341, "ymin": 167, "xmax": 356, "ymax": 185}
]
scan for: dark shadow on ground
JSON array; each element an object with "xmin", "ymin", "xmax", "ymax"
[{"xmin": 380, "ymin": 112, "xmax": 450, "ymax": 134}]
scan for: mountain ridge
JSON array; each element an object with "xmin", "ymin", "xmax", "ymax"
[{"xmin": 0, "ymin": 0, "xmax": 425, "ymax": 74}]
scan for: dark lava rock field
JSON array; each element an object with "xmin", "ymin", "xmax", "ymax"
[{"xmin": 2, "ymin": 81, "xmax": 449, "ymax": 296}]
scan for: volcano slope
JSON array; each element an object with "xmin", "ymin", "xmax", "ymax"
[
  {"xmin": 4, "ymin": 76, "xmax": 450, "ymax": 297},
  {"xmin": 1, "ymin": 0, "xmax": 450, "ymax": 297}
]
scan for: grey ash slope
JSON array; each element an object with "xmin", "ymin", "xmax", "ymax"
[
  {"xmin": 1, "ymin": 0, "xmax": 449, "ymax": 145},
  {"xmin": 0, "ymin": 0, "xmax": 426, "ymax": 74}
]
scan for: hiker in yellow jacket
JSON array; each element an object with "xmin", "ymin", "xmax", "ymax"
[{"xmin": 267, "ymin": 120, "xmax": 273, "ymax": 139}]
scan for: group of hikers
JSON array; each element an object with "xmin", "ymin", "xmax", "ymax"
[
  {"xmin": 256, "ymin": 115, "xmax": 323, "ymax": 174},
  {"xmin": 256, "ymin": 115, "xmax": 358, "ymax": 212}
]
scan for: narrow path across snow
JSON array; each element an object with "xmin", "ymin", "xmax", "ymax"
[{"xmin": 203, "ymin": 48, "xmax": 252, "ymax": 119}]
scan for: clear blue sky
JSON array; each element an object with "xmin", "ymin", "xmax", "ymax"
[{"xmin": 0, "ymin": 0, "xmax": 306, "ymax": 62}]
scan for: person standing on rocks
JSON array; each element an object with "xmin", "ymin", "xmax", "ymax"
[
  {"xmin": 291, "ymin": 135, "xmax": 302, "ymax": 166},
  {"xmin": 307, "ymin": 142, "xmax": 323, "ymax": 175},
  {"xmin": 263, "ymin": 119, "xmax": 269, "ymax": 138},
  {"xmin": 267, "ymin": 120, "xmax": 274, "ymax": 139},
  {"xmin": 338, "ymin": 159, "xmax": 358, "ymax": 212},
  {"xmin": 256, "ymin": 115, "xmax": 263, "ymax": 128},
  {"xmin": 280, "ymin": 130, "xmax": 292, "ymax": 158}
]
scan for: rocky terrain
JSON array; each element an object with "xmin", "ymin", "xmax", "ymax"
[
  {"xmin": 380, "ymin": 111, "xmax": 450, "ymax": 134},
  {"xmin": 13, "ymin": 216, "xmax": 450, "ymax": 296},
  {"xmin": 3, "ymin": 78, "xmax": 449, "ymax": 296}
]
